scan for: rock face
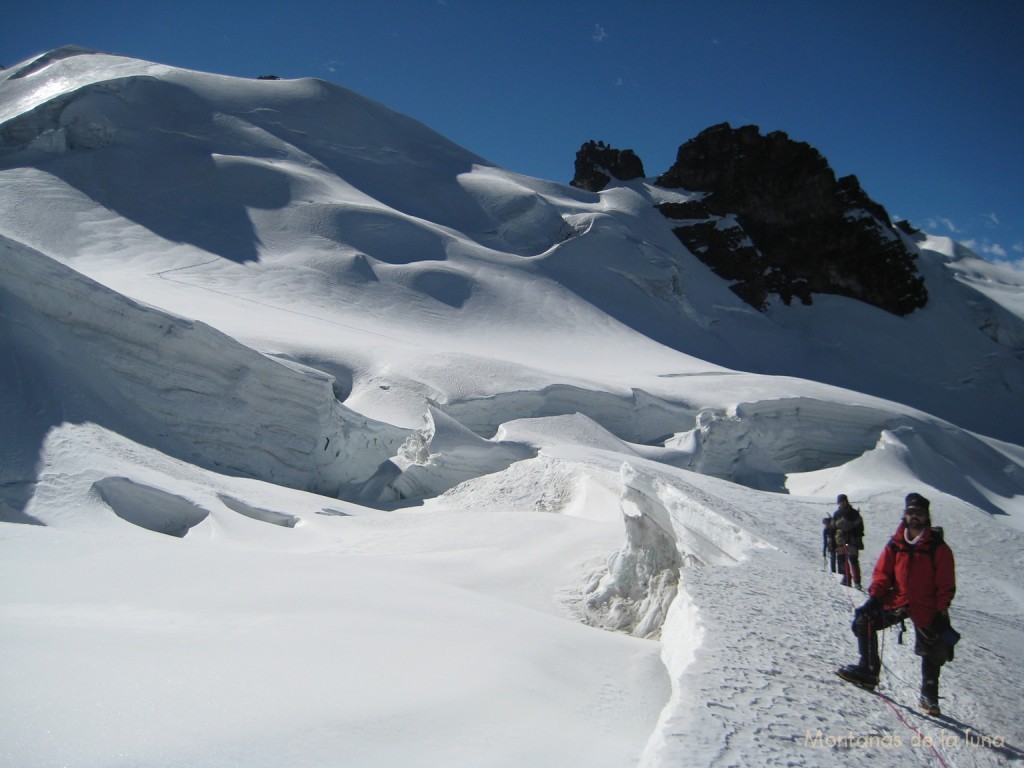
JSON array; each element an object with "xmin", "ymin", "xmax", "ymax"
[
  {"xmin": 571, "ymin": 140, "xmax": 646, "ymax": 192},
  {"xmin": 655, "ymin": 123, "xmax": 928, "ymax": 314}
]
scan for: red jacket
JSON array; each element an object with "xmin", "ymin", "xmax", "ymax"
[{"xmin": 868, "ymin": 523, "xmax": 956, "ymax": 628}]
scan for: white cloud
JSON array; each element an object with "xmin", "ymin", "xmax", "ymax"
[
  {"xmin": 985, "ymin": 243, "xmax": 1009, "ymax": 259},
  {"xmin": 922, "ymin": 214, "xmax": 1022, "ymax": 266},
  {"xmin": 972, "ymin": 239, "xmax": 1023, "ymax": 262},
  {"xmin": 924, "ymin": 216, "xmax": 960, "ymax": 234},
  {"xmin": 592, "ymin": 23, "xmax": 608, "ymax": 42}
]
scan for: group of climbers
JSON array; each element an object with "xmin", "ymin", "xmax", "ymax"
[{"xmin": 822, "ymin": 493, "xmax": 957, "ymax": 716}]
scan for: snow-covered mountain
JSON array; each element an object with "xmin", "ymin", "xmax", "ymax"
[{"xmin": 2, "ymin": 47, "xmax": 1022, "ymax": 767}]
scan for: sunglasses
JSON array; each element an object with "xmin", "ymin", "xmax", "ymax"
[{"xmin": 904, "ymin": 508, "xmax": 928, "ymax": 517}]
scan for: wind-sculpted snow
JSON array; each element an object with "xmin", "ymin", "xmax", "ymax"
[
  {"xmin": 790, "ymin": 425, "xmax": 1024, "ymax": 518},
  {"xmin": 0, "ymin": 48, "xmax": 163, "ymax": 123},
  {"xmin": 217, "ymin": 494, "xmax": 300, "ymax": 528},
  {"xmin": 360, "ymin": 405, "xmax": 535, "ymax": 503},
  {"xmin": 443, "ymin": 384, "xmax": 700, "ymax": 444},
  {"xmin": 455, "ymin": 166, "xmax": 579, "ymax": 255},
  {"xmin": 94, "ymin": 477, "xmax": 209, "ymax": 537},
  {"xmin": 5, "ymin": 46, "xmax": 107, "ymax": 81},
  {"xmin": 0, "ymin": 235, "xmax": 406, "ymax": 500},
  {"xmin": 439, "ymin": 387, "xmax": 1024, "ymax": 509},
  {"xmin": 3, "ymin": 47, "xmax": 1024, "ymax": 446},
  {"xmin": 0, "ymin": 81, "xmax": 117, "ymax": 152},
  {"xmin": 678, "ymin": 398, "xmax": 908, "ymax": 490}
]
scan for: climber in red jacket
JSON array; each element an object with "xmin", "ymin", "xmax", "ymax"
[{"xmin": 836, "ymin": 493, "xmax": 957, "ymax": 715}]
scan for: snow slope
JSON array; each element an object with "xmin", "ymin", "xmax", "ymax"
[{"xmin": 2, "ymin": 47, "xmax": 1023, "ymax": 767}]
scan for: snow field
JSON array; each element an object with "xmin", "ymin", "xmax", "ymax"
[{"xmin": 2, "ymin": 48, "xmax": 1024, "ymax": 767}]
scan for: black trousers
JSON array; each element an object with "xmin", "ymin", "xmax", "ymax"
[
  {"xmin": 827, "ymin": 549, "xmax": 839, "ymax": 573},
  {"xmin": 854, "ymin": 607, "xmax": 943, "ymax": 691}
]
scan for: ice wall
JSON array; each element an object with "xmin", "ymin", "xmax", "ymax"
[
  {"xmin": 585, "ymin": 463, "xmax": 769, "ymax": 638},
  {"xmin": 0, "ymin": 235, "xmax": 406, "ymax": 497}
]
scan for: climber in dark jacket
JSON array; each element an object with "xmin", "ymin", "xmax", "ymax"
[
  {"xmin": 837, "ymin": 493, "xmax": 956, "ymax": 715},
  {"xmin": 832, "ymin": 494, "xmax": 865, "ymax": 588}
]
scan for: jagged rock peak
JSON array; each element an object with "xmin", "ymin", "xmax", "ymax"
[
  {"xmin": 655, "ymin": 123, "xmax": 928, "ymax": 316},
  {"xmin": 570, "ymin": 140, "xmax": 645, "ymax": 192}
]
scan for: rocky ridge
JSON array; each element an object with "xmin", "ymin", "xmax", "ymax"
[{"xmin": 572, "ymin": 124, "xmax": 928, "ymax": 315}]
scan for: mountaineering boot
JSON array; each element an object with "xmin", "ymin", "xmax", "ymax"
[
  {"xmin": 919, "ymin": 678, "xmax": 940, "ymax": 716},
  {"xmin": 918, "ymin": 692, "xmax": 940, "ymax": 716},
  {"xmin": 836, "ymin": 664, "xmax": 878, "ymax": 691}
]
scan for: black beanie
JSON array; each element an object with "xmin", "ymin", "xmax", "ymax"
[
  {"xmin": 904, "ymin": 492, "xmax": 932, "ymax": 524},
  {"xmin": 905, "ymin": 492, "xmax": 930, "ymax": 510}
]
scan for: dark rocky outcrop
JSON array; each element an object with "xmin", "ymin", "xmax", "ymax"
[
  {"xmin": 895, "ymin": 219, "xmax": 921, "ymax": 236},
  {"xmin": 571, "ymin": 140, "xmax": 645, "ymax": 192},
  {"xmin": 655, "ymin": 123, "xmax": 928, "ymax": 314}
]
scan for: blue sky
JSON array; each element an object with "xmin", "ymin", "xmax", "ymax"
[{"xmin": 5, "ymin": 1, "xmax": 1023, "ymax": 263}]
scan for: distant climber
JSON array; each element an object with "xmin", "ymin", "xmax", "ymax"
[
  {"xmin": 832, "ymin": 494, "xmax": 865, "ymax": 589},
  {"xmin": 837, "ymin": 493, "xmax": 957, "ymax": 716},
  {"xmin": 822, "ymin": 515, "xmax": 839, "ymax": 573}
]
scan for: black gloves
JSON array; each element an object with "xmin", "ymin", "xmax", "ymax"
[
  {"xmin": 858, "ymin": 596, "xmax": 881, "ymax": 618},
  {"xmin": 851, "ymin": 596, "xmax": 883, "ymax": 634}
]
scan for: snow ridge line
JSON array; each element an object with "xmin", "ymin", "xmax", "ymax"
[
  {"xmin": 588, "ymin": 463, "xmax": 774, "ymax": 766},
  {"xmin": 638, "ymin": 581, "xmax": 704, "ymax": 768}
]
